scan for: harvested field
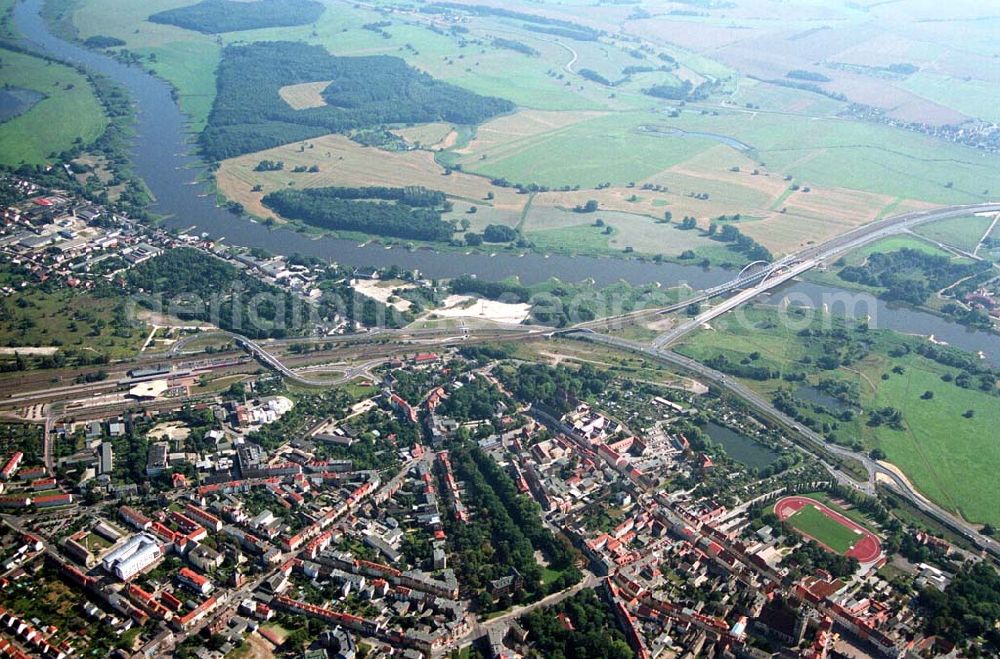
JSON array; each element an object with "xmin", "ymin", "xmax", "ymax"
[
  {"xmin": 216, "ymin": 133, "xmax": 528, "ymax": 223},
  {"xmin": 277, "ymin": 81, "xmax": 331, "ymax": 110},
  {"xmin": 391, "ymin": 122, "xmax": 455, "ymax": 150}
]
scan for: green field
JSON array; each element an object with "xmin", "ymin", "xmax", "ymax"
[
  {"xmin": 0, "ymin": 266, "xmax": 144, "ymax": 361},
  {"xmin": 677, "ymin": 305, "xmax": 1000, "ymax": 528},
  {"xmin": 901, "ymin": 72, "xmax": 1000, "ymax": 124},
  {"xmin": 913, "ymin": 214, "xmax": 996, "ymax": 254},
  {"xmin": 458, "ymin": 108, "xmax": 1000, "ymax": 204},
  {"xmin": 802, "ymin": 492, "xmax": 879, "ymax": 533},
  {"xmin": 0, "ymin": 47, "xmax": 107, "ymax": 165},
  {"xmin": 785, "ymin": 503, "xmax": 860, "ymax": 554},
  {"xmin": 456, "ymin": 111, "xmax": 716, "ymax": 188}
]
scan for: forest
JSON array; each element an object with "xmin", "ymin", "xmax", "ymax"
[
  {"xmin": 201, "ymin": 42, "xmax": 514, "ymax": 160},
  {"xmin": 262, "ymin": 186, "xmax": 455, "ymax": 241},
  {"xmin": 148, "ymin": 0, "xmax": 325, "ymax": 34},
  {"xmin": 126, "ymin": 248, "xmax": 304, "ymax": 338}
]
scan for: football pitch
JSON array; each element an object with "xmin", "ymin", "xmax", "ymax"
[{"xmin": 784, "ymin": 504, "xmax": 861, "ymax": 554}]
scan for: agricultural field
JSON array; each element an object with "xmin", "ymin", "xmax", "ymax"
[
  {"xmin": 0, "ymin": 46, "xmax": 106, "ymax": 165},
  {"xmin": 900, "ymin": 72, "xmax": 1000, "ymax": 124},
  {"xmin": 677, "ymin": 305, "xmax": 1000, "ymax": 529},
  {"xmin": 214, "ymin": 132, "xmax": 527, "ymax": 232},
  {"xmin": 913, "ymin": 214, "xmax": 998, "ymax": 255},
  {"xmin": 54, "ymin": 0, "xmax": 1000, "ymax": 263},
  {"xmin": 457, "ymin": 108, "xmax": 1000, "ymax": 205}
]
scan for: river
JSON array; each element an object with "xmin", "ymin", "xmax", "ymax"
[
  {"xmin": 10, "ymin": 0, "xmax": 738, "ymax": 288},
  {"xmin": 11, "ymin": 0, "xmax": 1000, "ymax": 362}
]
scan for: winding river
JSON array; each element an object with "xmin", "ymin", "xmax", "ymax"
[
  {"xmin": 11, "ymin": 0, "xmax": 1000, "ymax": 363},
  {"xmin": 10, "ymin": 0, "xmax": 737, "ymax": 288}
]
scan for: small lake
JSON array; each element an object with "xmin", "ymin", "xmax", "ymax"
[
  {"xmin": 794, "ymin": 385, "xmax": 851, "ymax": 413},
  {"xmin": 704, "ymin": 421, "xmax": 781, "ymax": 470},
  {"xmin": 0, "ymin": 87, "xmax": 45, "ymax": 123}
]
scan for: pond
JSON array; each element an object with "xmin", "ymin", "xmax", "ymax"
[
  {"xmin": 793, "ymin": 385, "xmax": 852, "ymax": 413},
  {"xmin": 703, "ymin": 421, "xmax": 781, "ymax": 470},
  {"xmin": 0, "ymin": 87, "xmax": 45, "ymax": 123}
]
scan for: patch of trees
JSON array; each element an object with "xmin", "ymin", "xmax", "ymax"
[
  {"xmin": 772, "ymin": 390, "xmax": 850, "ymax": 437},
  {"xmin": 705, "ymin": 354, "xmax": 778, "ymax": 381},
  {"xmin": 201, "ymin": 41, "xmax": 513, "ymax": 160},
  {"xmin": 491, "ymin": 38, "xmax": 538, "ymax": 57},
  {"xmin": 437, "ymin": 375, "xmax": 510, "ymax": 422},
  {"xmin": 786, "ymin": 69, "xmax": 831, "ymax": 82},
  {"xmin": 497, "ymin": 362, "xmax": 611, "ymax": 413},
  {"xmin": 643, "ymin": 80, "xmax": 693, "ymax": 100},
  {"xmin": 920, "ymin": 561, "xmax": 1000, "ymax": 653},
  {"xmin": 578, "ymin": 68, "xmax": 612, "ymax": 86},
  {"xmin": 940, "ymin": 302, "xmax": 992, "ymax": 330},
  {"xmin": 522, "ymin": 24, "xmax": 600, "ymax": 41},
  {"xmin": 518, "ymin": 590, "xmax": 633, "ymax": 659},
  {"xmin": 912, "ymin": 343, "xmax": 998, "ymax": 394},
  {"xmin": 867, "ymin": 406, "xmax": 904, "ymax": 430},
  {"xmin": 83, "ymin": 35, "xmax": 126, "ymax": 48},
  {"xmin": 838, "ymin": 248, "xmax": 989, "ymax": 306},
  {"xmin": 622, "ymin": 65, "xmax": 659, "ymax": 75},
  {"xmin": 262, "ymin": 186, "xmax": 454, "ymax": 241},
  {"xmin": 785, "ymin": 539, "xmax": 859, "ymax": 579},
  {"xmin": 449, "ymin": 275, "xmax": 530, "ymax": 303},
  {"xmin": 768, "ymin": 78, "xmax": 847, "ymax": 101},
  {"xmin": 458, "ymin": 344, "xmax": 517, "ymax": 362},
  {"xmin": 253, "ymin": 159, "xmax": 283, "ymax": 172},
  {"xmin": 149, "ymin": 0, "xmax": 325, "ymax": 34},
  {"xmin": 887, "ymin": 62, "xmax": 919, "ymax": 75},
  {"xmin": 482, "ymin": 224, "xmax": 518, "ymax": 243},
  {"xmin": 714, "ymin": 224, "xmax": 773, "ymax": 262},
  {"xmin": 126, "ymin": 248, "xmax": 301, "ymax": 338}
]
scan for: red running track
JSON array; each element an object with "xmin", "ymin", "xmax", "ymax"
[{"xmin": 774, "ymin": 495, "xmax": 883, "ymax": 563}]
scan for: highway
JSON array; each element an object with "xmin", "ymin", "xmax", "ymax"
[{"xmin": 652, "ymin": 258, "xmax": 817, "ymax": 348}]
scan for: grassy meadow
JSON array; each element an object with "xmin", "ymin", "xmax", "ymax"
[
  {"xmin": 0, "ymin": 47, "xmax": 106, "ymax": 165},
  {"xmin": 676, "ymin": 305, "xmax": 1000, "ymax": 528}
]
